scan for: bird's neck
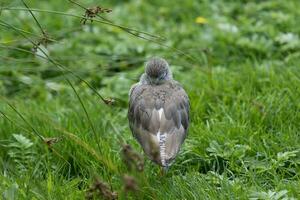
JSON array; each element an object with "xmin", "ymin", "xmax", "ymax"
[{"xmin": 139, "ymin": 73, "xmax": 172, "ymax": 85}]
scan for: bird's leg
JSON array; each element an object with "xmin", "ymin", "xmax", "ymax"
[
  {"xmin": 159, "ymin": 165, "xmax": 169, "ymax": 177},
  {"xmin": 159, "ymin": 166, "xmax": 164, "ymax": 176}
]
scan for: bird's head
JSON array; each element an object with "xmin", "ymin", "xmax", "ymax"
[{"xmin": 140, "ymin": 58, "xmax": 173, "ymax": 85}]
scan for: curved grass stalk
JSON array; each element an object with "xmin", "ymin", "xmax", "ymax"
[
  {"xmin": 37, "ymin": 112, "xmax": 118, "ymax": 173},
  {"xmin": 66, "ymin": 78, "xmax": 103, "ymax": 156},
  {"xmin": 1, "ymin": 7, "xmax": 163, "ymax": 40},
  {"xmin": 1, "ymin": 7, "xmax": 198, "ymax": 63},
  {"xmin": 0, "ymin": 20, "xmax": 105, "ymax": 162},
  {"xmin": 8, "ymin": 1, "xmax": 104, "ymax": 164},
  {"xmin": 0, "ymin": 103, "xmax": 71, "ymax": 167},
  {"xmin": 0, "ymin": 20, "xmax": 108, "ymax": 104}
]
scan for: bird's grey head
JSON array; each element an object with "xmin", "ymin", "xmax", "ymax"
[{"xmin": 140, "ymin": 58, "xmax": 173, "ymax": 85}]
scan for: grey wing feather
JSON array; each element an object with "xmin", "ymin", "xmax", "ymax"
[
  {"xmin": 161, "ymin": 85, "xmax": 189, "ymax": 163},
  {"xmin": 128, "ymin": 84, "xmax": 161, "ymax": 163},
  {"xmin": 128, "ymin": 84, "xmax": 157, "ymax": 136},
  {"xmin": 162, "ymin": 85, "xmax": 189, "ymax": 132}
]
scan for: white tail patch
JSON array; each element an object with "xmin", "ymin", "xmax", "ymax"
[
  {"xmin": 156, "ymin": 108, "xmax": 167, "ymax": 166},
  {"xmin": 158, "ymin": 108, "xmax": 163, "ymax": 120},
  {"xmin": 157, "ymin": 132, "xmax": 167, "ymax": 166}
]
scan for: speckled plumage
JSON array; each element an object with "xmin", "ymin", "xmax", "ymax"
[{"xmin": 128, "ymin": 58, "xmax": 189, "ymax": 168}]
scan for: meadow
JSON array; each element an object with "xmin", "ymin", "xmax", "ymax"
[{"xmin": 0, "ymin": 0, "xmax": 300, "ymax": 199}]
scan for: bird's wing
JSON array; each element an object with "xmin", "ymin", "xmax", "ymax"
[
  {"xmin": 128, "ymin": 84, "xmax": 158, "ymax": 137},
  {"xmin": 128, "ymin": 84, "xmax": 161, "ymax": 163},
  {"xmin": 159, "ymin": 83, "xmax": 189, "ymax": 164}
]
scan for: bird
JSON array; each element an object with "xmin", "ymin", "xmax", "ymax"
[{"xmin": 128, "ymin": 57, "xmax": 190, "ymax": 170}]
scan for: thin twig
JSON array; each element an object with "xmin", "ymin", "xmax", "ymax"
[
  {"xmin": 0, "ymin": 108, "xmax": 71, "ymax": 166},
  {"xmin": 1, "ymin": 7, "xmax": 199, "ymax": 63},
  {"xmin": 37, "ymin": 112, "xmax": 118, "ymax": 173},
  {"xmin": 67, "ymin": 0, "xmax": 200, "ymax": 62},
  {"xmin": 1, "ymin": 97, "xmax": 44, "ymax": 140},
  {"xmin": 0, "ymin": 20, "xmax": 109, "ymax": 104},
  {"xmin": 0, "ymin": 21, "xmax": 56, "ymax": 42},
  {"xmin": 21, "ymin": 0, "xmax": 46, "ymax": 36},
  {"xmin": 68, "ymin": 0, "xmax": 164, "ymax": 40},
  {"xmin": 66, "ymin": 78, "xmax": 102, "ymax": 155},
  {"xmin": 0, "ymin": 19, "xmax": 106, "ymax": 158}
]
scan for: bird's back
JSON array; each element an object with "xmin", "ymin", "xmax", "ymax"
[{"xmin": 128, "ymin": 80, "xmax": 189, "ymax": 167}]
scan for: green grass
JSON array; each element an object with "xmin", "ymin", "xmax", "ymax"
[{"xmin": 1, "ymin": 0, "xmax": 300, "ymax": 199}]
